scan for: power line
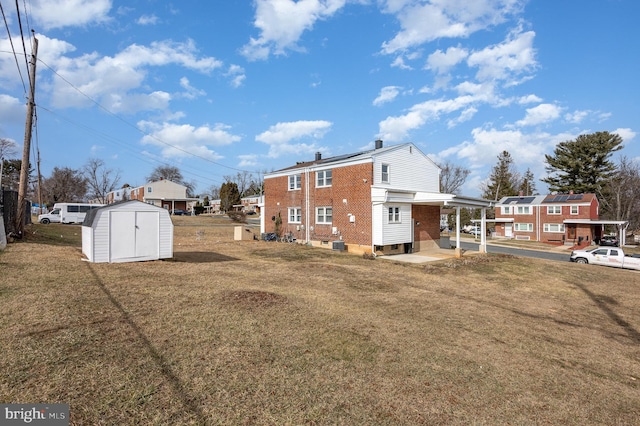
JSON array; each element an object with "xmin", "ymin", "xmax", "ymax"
[
  {"xmin": 13, "ymin": 0, "xmax": 31, "ymax": 86},
  {"xmin": 0, "ymin": 2, "xmax": 27, "ymax": 94},
  {"xmin": 37, "ymin": 57, "xmax": 251, "ymax": 175}
]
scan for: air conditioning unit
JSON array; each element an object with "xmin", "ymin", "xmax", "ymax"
[{"xmin": 332, "ymin": 241, "xmax": 345, "ymax": 251}]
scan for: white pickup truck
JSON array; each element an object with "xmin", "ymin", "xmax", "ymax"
[{"xmin": 570, "ymin": 247, "xmax": 640, "ymax": 271}]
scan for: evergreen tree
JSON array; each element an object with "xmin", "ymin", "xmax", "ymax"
[
  {"xmin": 518, "ymin": 168, "xmax": 537, "ymax": 196},
  {"xmin": 219, "ymin": 181, "xmax": 240, "ymax": 212},
  {"xmin": 482, "ymin": 151, "xmax": 518, "ymax": 201},
  {"xmin": 542, "ymin": 131, "xmax": 623, "ymax": 194}
]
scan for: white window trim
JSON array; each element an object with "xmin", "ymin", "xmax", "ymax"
[
  {"xmin": 547, "ymin": 205, "xmax": 562, "ymax": 215},
  {"xmin": 288, "ymin": 174, "xmax": 301, "ymax": 191},
  {"xmin": 316, "ymin": 170, "xmax": 332, "ymax": 188},
  {"xmin": 544, "ymin": 223, "xmax": 565, "ymax": 233},
  {"xmin": 570, "ymin": 205, "xmax": 579, "ymax": 215},
  {"xmin": 381, "ymin": 163, "xmax": 390, "ymax": 183},
  {"xmin": 502, "ymin": 206, "xmax": 511, "ymax": 215},
  {"xmin": 288, "ymin": 207, "xmax": 302, "ymax": 223},
  {"xmin": 388, "ymin": 206, "xmax": 401, "ymax": 223},
  {"xmin": 316, "ymin": 206, "xmax": 332, "ymax": 224},
  {"xmin": 516, "ymin": 206, "xmax": 531, "ymax": 214},
  {"xmin": 514, "ymin": 223, "xmax": 533, "ymax": 232}
]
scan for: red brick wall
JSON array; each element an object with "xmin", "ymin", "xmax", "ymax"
[
  {"xmin": 264, "ymin": 163, "xmax": 374, "ymax": 246},
  {"xmin": 412, "ymin": 205, "xmax": 441, "ymax": 249}
]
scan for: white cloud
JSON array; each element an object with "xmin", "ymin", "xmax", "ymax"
[
  {"xmin": 30, "ymin": 0, "xmax": 112, "ymax": 30},
  {"xmin": 138, "ymin": 121, "xmax": 241, "ymax": 161},
  {"xmin": 467, "ymin": 27, "xmax": 537, "ymax": 84},
  {"xmin": 44, "ymin": 39, "xmax": 222, "ymax": 112},
  {"xmin": 238, "ymin": 154, "xmax": 259, "ymax": 167},
  {"xmin": 178, "ymin": 77, "xmax": 206, "ymax": 100},
  {"xmin": 373, "ymin": 86, "xmax": 402, "ymax": 106},
  {"xmin": 241, "ymin": 0, "xmax": 347, "ymax": 61},
  {"xmin": 516, "ymin": 103, "xmax": 562, "ymax": 127},
  {"xmin": 426, "ymin": 46, "xmax": 468, "ymax": 74},
  {"xmin": 226, "ymin": 65, "xmax": 246, "ymax": 88},
  {"xmin": 381, "ymin": 0, "xmax": 524, "ymax": 54},
  {"xmin": 256, "ymin": 120, "xmax": 332, "ymax": 158},
  {"xmin": 564, "ymin": 110, "xmax": 590, "ymax": 124},
  {"xmin": 447, "ymin": 107, "xmax": 477, "ymax": 128},
  {"xmin": 137, "ymin": 14, "xmax": 160, "ymax": 25},
  {"xmin": 518, "ymin": 94, "xmax": 542, "ymax": 104},
  {"xmin": 0, "ymin": 94, "xmax": 25, "ymax": 124},
  {"xmin": 378, "ymin": 95, "xmax": 477, "ymax": 141},
  {"xmin": 613, "ymin": 128, "xmax": 636, "ymax": 142}
]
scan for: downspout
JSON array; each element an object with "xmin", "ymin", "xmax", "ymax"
[{"xmin": 305, "ymin": 168, "xmax": 310, "ymax": 243}]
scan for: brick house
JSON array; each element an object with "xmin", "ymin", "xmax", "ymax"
[
  {"xmin": 106, "ymin": 178, "xmax": 197, "ymax": 213},
  {"xmin": 494, "ymin": 193, "xmax": 606, "ymax": 244},
  {"xmin": 262, "ymin": 141, "xmax": 492, "ymax": 255}
]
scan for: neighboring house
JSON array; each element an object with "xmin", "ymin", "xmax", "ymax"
[
  {"xmin": 106, "ymin": 178, "xmax": 197, "ymax": 213},
  {"xmin": 262, "ymin": 140, "xmax": 492, "ymax": 255},
  {"xmin": 494, "ymin": 192, "xmax": 627, "ymax": 245}
]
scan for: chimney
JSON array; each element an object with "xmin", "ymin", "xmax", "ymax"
[
  {"xmin": 569, "ymin": 190, "xmax": 574, "ymax": 195},
  {"xmin": 519, "ymin": 190, "xmax": 523, "ymax": 198},
  {"xmin": 315, "ymin": 152, "xmax": 322, "ymax": 161},
  {"xmin": 375, "ymin": 139, "xmax": 383, "ymax": 149}
]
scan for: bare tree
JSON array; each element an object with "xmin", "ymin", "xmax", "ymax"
[
  {"xmin": 83, "ymin": 158, "xmax": 121, "ymax": 203},
  {"xmin": 41, "ymin": 167, "xmax": 87, "ymax": 204},
  {"xmin": 438, "ymin": 161, "xmax": 470, "ymax": 194},
  {"xmin": 600, "ymin": 156, "xmax": 640, "ymax": 230},
  {"xmin": 0, "ymin": 138, "xmax": 19, "ymax": 159}
]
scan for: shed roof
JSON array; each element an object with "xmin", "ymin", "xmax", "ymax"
[{"xmin": 83, "ymin": 200, "xmax": 168, "ymax": 227}]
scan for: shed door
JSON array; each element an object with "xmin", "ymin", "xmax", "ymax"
[{"xmin": 110, "ymin": 211, "xmax": 159, "ymax": 261}]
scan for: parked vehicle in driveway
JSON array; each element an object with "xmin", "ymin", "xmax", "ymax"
[
  {"xmin": 171, "ymin": 209, "xmax": 187, "ymax": 215},
  {"xmin": 38, "ymin": 203, "xmax": 104, "ymax": 224},
  {"xmin": 570, "ymin": 247, "xmax": 640, "ymax": 271},
  {"xmin": 599, "ymin": 235, "xmax": 619, "ymax": 246}
]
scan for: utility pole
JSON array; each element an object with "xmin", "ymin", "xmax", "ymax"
[{"xmin": 16, "ymin": 34, "xmax": 38, "ymax": 236}]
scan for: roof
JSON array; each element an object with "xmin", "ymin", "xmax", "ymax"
[
  {"xmin": 497, "ymin": 193, "xmax": 596, "ymax": 206},
  {"xmin": 82, "ymin": 200, "xmax": 168, "ymax": 226},
  {"xmin": 267, "ymin": 142, "xmax": 426, "ymax": 175}
]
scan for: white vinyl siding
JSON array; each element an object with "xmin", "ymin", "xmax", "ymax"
[
  {"xmin": 372, "ymin": 204, "xmax": 412, "ymax": 246},
  {"xmin": 372, "ymin": 144, "xmax": 440, "ymax": 192}
]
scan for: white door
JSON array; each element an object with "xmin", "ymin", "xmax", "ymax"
[
  {"xmin": 505, "ymin": 224, "xmax": 513, "ymax": 238},
  {"xmin": 110, "ymin": 211, "xmax": 159, "ymax": 261}
]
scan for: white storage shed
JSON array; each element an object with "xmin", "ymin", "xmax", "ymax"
[{"xmin": 82, "ymin": 200, "xmax": 174, "ymax": 263}]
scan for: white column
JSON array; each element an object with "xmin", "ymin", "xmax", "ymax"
[{"xmin": 479, "ymin": 207, "xmax": 487, "ymax": 253}]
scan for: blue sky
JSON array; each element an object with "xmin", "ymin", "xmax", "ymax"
[{"xmin": 0, "ymin": 0, "xmax": 637, "ymax": 197}]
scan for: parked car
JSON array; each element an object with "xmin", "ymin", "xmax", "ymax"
[
  {"xmin": 171, "ymin": 209, "xmax": 187, "ymax": 216},
  {"xmin": 570, "ymin": 247, "xmax": 640, "ymax": 270},
  {"xmin": 469, "ymin": 228, "xmax": 483, "ymax": 237},
  {"xmin": 599, "ymin": 235, "xmax": 619, "ymax": 247}
]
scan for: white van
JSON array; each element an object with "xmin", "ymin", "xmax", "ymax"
[{"xmin": 38, "ymin": 203, "xmax": 104, "ymax": 224}]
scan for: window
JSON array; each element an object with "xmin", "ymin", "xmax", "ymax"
[
  {"xmin": 288, "ymin": 207, "xmax": 302, "ymax": 223},
  {"xmin": 147, "ymin": 187, "xmax": 152, "ymax": 193},
  {"xmin": 502, "ymin": 206, "xmax": 512, "ymax": 215},
  {"xmin": 610, "ymin": 249, "xmax": 619, "ymax": 256},
  {"xmin": 316, "ymin": 170, "xmax": 332, "ymax": 187},
  {"xmin": 514, "ymin": 223, "xmax": 533, "ymax": 231},
  {"xmin": 544, "ymin": 223, "xmax": 565, "ymax": 233},
  {"xmin": 316, "ymin": 207, "xmax": 332, "ymax": 224},
  {"xmin": 570, "ymin": 205, "xmax": 579, "ymax": 215},
  {"xmin": 516, "ymin": 206, "xmax": 531, "ymax": 214},
  {"xmin": 381, "ymin": 164, "xmax": 389, "ymax": 183},
  {"xmin": 68, "ymin": 205, "xmax": 79, "ymax": 212},
  {"xmin": 388, "ymin": 207, "xmax": 400, "ymax": 223},
  {"xmin": 288, "ymin": 174, "xmax": 301, "ymax": 190},
  {"xmin": 547, "ymin": 205, "xmax": 561, "ymax": 214}
]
